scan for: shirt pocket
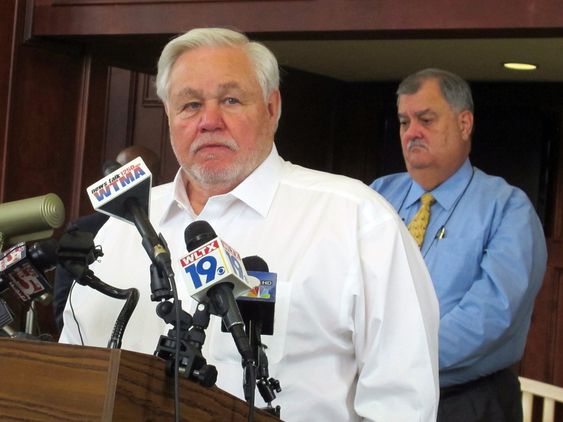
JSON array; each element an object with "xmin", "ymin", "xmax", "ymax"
[
  {"xmin": 209, "ymin": 278, "xmax": 292, "ymax": 364},
  {"xmin": 430, "ymin": 237, "xmax": 483, "ymax": 298}
]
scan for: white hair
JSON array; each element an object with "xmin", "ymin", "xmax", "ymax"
[{"xmin": 156, "ymin": 28, "xmax": 280, "ymax": 111}]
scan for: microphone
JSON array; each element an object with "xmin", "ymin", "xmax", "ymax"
[
  {"xmin": 180, "ymin": 220, "xmax": 256, "ymax": 364},
  {"xmin": 0, "ymin": 193, "xmax": 65, "ymax": 249},
  {"xmin": 0, "ymin": 240, "xmax": 57, "ymax": 305},
  {"xmin": 0, "ymin": 231, "xmax": 98, "ymax": 306},
  {"xmin": 86, "ymin": 157, "xmax": 173, "ymax": 279},
  {"xmin": 238, "ymin": 256, "xmax": 276, "ymax": 336},
  {"xmin": 240, "ymin": 256, "xmax": 282, "ymax": 415}
]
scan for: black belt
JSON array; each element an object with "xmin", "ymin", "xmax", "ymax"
[{"xmin": 440, "ymin": 368, "xmax": 514, "ymax": 399}]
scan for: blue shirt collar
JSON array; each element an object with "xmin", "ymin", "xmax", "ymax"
[{"xmin": 405, "ymin": 159, "xmax": 474, "ymax": 211}]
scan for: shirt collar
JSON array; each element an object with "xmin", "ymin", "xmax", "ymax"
[
  {"xmin": 229, "ymin": 144, "xmax": 282, "ymax": 216},
  {"xmin": 405, "ymin": 159, "xmax": 473, "ymax": 211},
  {"xmin": 159, "ymin": 145, "xmax": 282, "ymax": 224}
]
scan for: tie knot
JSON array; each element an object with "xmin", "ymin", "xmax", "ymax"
[{"xmin": 420, "ymin": 192, "xmax": 435, "ymax": 206}]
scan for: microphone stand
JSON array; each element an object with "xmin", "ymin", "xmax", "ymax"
[
  {"xmin": 151, "ymin": 263, "xmax": 217, "ymax": 387},
  {"xmin": 248, "ymin": 321, "xmax": 282, "ymax": 418}
]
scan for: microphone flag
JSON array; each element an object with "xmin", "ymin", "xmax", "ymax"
[
  {"xmin": 237, "ymin": 270, "xmax": 277, "ymax": 335},
  {"xmin": 86, "ymin": 156, "xmax": 152, "ymax": 224},
  {"xmin": 179, "ymin": 236, "xmax": 257, "ymax": 302},
  {"xmin": 0, "ymin": 243, "xmax": 51, "ymax": 304}
]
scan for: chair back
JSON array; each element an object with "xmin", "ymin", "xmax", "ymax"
[{"xmin": 520, "ymin": 376, "xmax": 563, "ymax": 422}]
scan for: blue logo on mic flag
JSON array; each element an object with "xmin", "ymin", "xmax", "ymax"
[
  {"xmin": 183, "ymin": 255, "xmax": 221, "ymax": 288},
  {"xmin": 90, "ymin": 164, "xmax": 146, "ymax": 202}
]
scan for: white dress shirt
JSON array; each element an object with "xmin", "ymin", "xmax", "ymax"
[{"xmin": 61, "ymin": 146, "xmax": 439, "ymax": 421}]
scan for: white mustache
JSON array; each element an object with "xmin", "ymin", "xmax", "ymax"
[
  {"xmin": 190, "ymin": 135, "xmax": 238, "ymax": 154},
  {"xmin": 407, "ymin": 138, "xmax": 425, "ymax": 151}
]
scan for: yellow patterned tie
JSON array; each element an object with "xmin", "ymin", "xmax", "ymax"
[{"xmin": 408, "ymin": 193, "xmax": 435, "ymax": 248}]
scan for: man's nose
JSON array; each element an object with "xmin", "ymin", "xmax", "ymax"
[
  {"xmin": 402, "ymin": 120, "xmax": 422, "ymax": 141},
  {"xmin": 199, "ymin": 103, "xmax": 224, "ymax": 132}
]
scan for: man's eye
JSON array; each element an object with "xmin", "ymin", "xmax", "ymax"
[
  {"xmin": 182, "ymin": 102, "xmax": 201, "ymax": 111},
  {"xmin": 399, "ymin": 120, "xmax": 409, "ymax": 127},
  {"xmin": 223, "ymin": 97, "xmax": 240, "ymax": 105}
]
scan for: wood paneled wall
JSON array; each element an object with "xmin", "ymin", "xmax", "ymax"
[{"xmin": 1, "ymin": 0, "xmax": 18, "ymax": 201}]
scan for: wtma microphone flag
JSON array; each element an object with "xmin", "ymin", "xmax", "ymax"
[{"xmin": 86, "ymin": 156, "xmax": 152, "ymax": 225}]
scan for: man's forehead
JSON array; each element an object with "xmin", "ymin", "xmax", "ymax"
[
  {"xmin": 173, "ymin": 45, "xmax": 251, "ymax": 71},
  {"xmin": 168, "ymin": 47, "xmax": 260, "ymax": 98},
  {"xmin": 397, "ymin": 108, "xmax": 436, "ymax": 117},
  {"xmin": 398, "ymin": 84, "xmax": 449, "ymax": 112},
  {"xmin": 402, "ymin": 80, "xmax": 440, "ymax": 97},
  {"xmin": 174, "ymin": 82, "xmax": 244, "ymax": 98}
]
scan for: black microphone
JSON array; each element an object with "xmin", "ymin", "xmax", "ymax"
[
  {"xmin": 182, "ymin": 220, "xmax": 255, "ymax": 365},
  {"xmin": 242, "ymin": 256, "xmax": 268, "ymax": 273},
  {"xmin": 239, "ymin": 256, "xmax": 276, "ymax": 336},
  {"xmin": 0, "ymin": 240, "xmax": 57, "ymax": 305},
  {"xmin": 0, "ymin": 231, "xmax": 107, "ymax": 306},
  {"xmin": 241, "ymin": 256, "xmax": 282, "ymax": 415},
  {"xmin": 86, "ymin": 157, "xmax": 173, "ymax": 280}
]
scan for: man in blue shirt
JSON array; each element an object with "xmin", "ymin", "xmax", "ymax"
[{"xmin": 371, "ymin": 68, "xmax": 547, "ymax": 421}]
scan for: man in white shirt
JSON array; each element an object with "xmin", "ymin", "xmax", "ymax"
[{"xmin": 60, "ymin": 27, "xmax": 439, "ymax": 421}]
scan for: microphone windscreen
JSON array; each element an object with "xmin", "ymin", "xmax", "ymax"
[
  {"xmin": 27, "ymin": 238, "xmax": 59, "ymax": 272},
  {"xmin": 243, "ymin": 255, "xmax": 269, "ymax": 272},
  {"xmin": 184, "ymin": 220, "xmax": 216, "ymax": 252},
  {"xmin": 0, "ymin": 193, "xmax": 65, "ymax": 245}
]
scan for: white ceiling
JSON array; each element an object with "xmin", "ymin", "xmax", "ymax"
[{"xmin": 262, "ymin": 37, "xmax": 563, "ymax": 82}]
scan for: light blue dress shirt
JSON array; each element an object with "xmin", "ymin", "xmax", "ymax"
[{"xmin": 371, "ymin": 159, "xmax": 547, "ymax": 387}]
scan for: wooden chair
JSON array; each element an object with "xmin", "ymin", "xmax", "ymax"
[{"xmin": 520, "ymin": 376, "xmax": 563, "ymax": 422}]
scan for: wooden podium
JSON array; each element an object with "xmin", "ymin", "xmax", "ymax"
[{"xmin": 0, "ymin": 337, "xmax": 280, "ymax": 421}]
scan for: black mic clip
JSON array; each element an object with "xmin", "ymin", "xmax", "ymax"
[
  {"xmin": 256, "ymin": 360, "xmax": 282, "ymax": 417},
  {"xmin": 141, "ymin": 232, "xmax": 174, "ymax": 279},
  {"xmin": 243, "ymin": 309, "xmax": 281, "ymax": 417},
  {"xmin": 253, "ymin": 329, "xmax": 282, "ymax": 418},
  {"xmin": 55, "ymin": 229, "xmax": 103, "ymax": 281},
  {"xmin": 149, "ymin": 262, "xmax": 173, "ymax": 302},
  {"xmin": 154, "ymin": 299, "xmax": 217, "ymax": 388}
]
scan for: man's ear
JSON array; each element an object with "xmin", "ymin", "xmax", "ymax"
[
  {"xmin": 267, "ymin": 89, "xmax": 282, "ymax": 128},
  {"xmin": 458, "ymin": 110, "xmax": 474, "ymax": 141}
]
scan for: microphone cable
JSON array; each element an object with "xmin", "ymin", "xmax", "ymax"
[
  {"xmin": 68, "ymin": 280, "xmax": 85, "ymax": 346},
  {"xmin": 73, "ymin": 270, "xmax": 139, "ymax": 349},
  {"xmin": 169, "ymin": 273, "xmax": 182, "ymax": 422}
]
